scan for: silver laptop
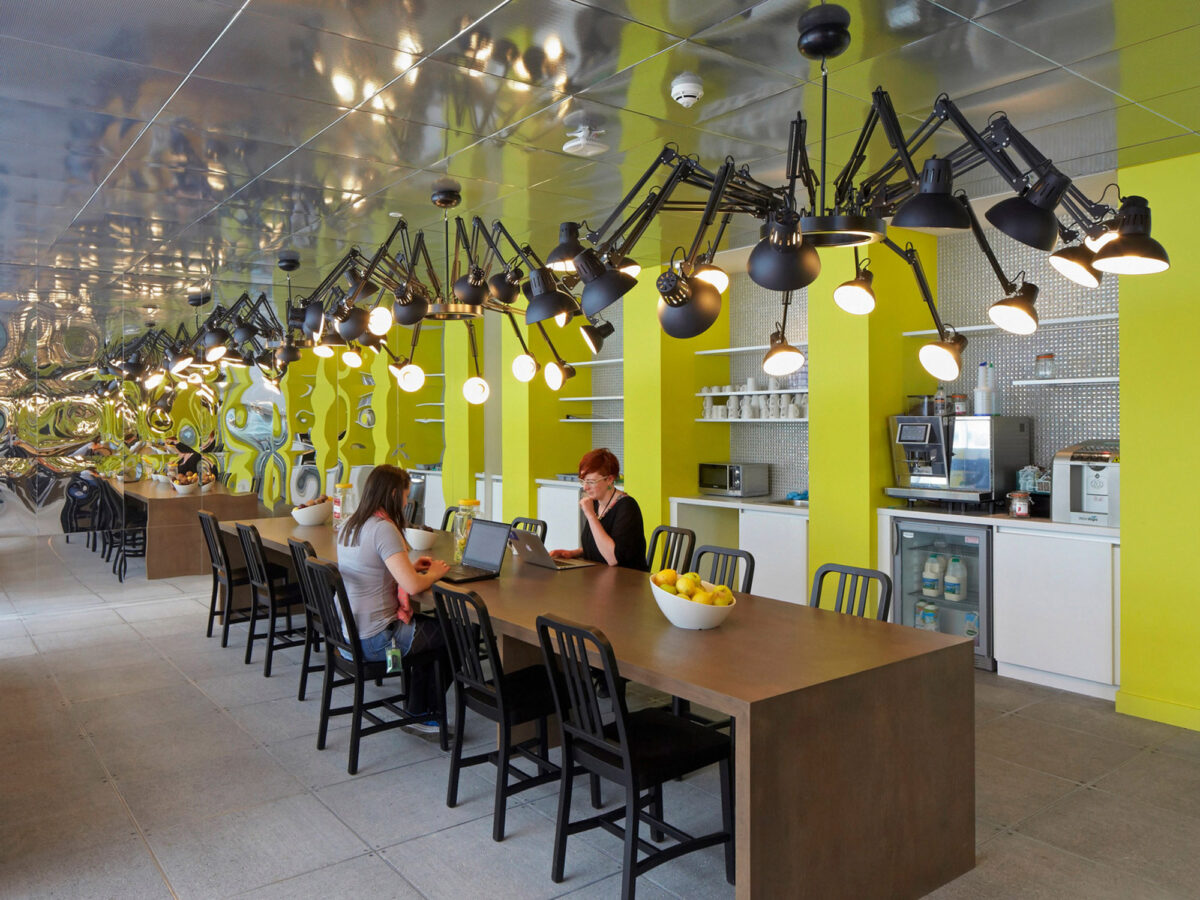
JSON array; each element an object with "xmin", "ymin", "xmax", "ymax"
[
  {"xmin": 510, "ymin": 529, "xmax": 598, "ymax": 571},
  {"xmin": 440, "ymin": 519, "xmax": 512, "ymax": 584}
]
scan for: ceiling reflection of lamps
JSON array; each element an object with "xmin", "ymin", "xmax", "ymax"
[
  {"xmin": 505, "ymin": 311, "xmax": 540, "ymax": 382},
  {"xmin": 462, "ymin": 321, "xmax": 489, "ymax": 405},
  {"xmin": 545, "ymin": 222, "xmax": 585, "ymax": 272},
  {"xmin": 536, "ymin": 323, "xmax": 574, "ymax": 391}
]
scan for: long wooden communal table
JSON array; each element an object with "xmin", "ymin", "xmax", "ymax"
[
  {"xmin": 121, "ymin": 480, "xmax": 260, "ymax": 578},
  {"xmin": 227, "ymin": 516, "xmax": 975, "ymax": 899}
]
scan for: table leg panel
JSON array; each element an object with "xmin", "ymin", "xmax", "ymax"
[{"xmin": 737, "ymin": 641, "xmax": 974, "ymax": 899}]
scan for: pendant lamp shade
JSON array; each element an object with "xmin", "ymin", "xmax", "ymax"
[
  {"xmin": 761, "ymin": 330, "xmax": 805, "ymax": 376},
  {"xmin": 893, "ymin": 158, "xmax": 970, "ymax": 234},
  {"xmin": 747, "ymin": 215, "xmax": 821, "ymax": 291},
  {"xmin": 335, "ymin": 306, "xmax": 370, "ymax": 342},
  {"xmin": 918, "ymin": 333, "xmax": 968, "ymax": 381},
  {"xmin": 525, "ymin": 266, "xmax": 575, "ymax": 325},
  {"xmin": 1049, "ymin": 245, "xmax": 1101, "ymax": 288},
  {"xmin": 546, "ymin": 222, "xmax": 585, "ymax": 272},
  {"xmin": 1092, "ymin": 196, "xmax": 1170, "ymax": 274},
  {"xmin": 985, "ymin": 171, "xmax": 1070, "ymax": 251},
  {"xmin": 576, "ymin": 248, "xmax": 637, "ymax": 317},
  {"xmin": 655, "ymin": 270, "xmax": 722, "ymax": 339},
  {"xmin": 987, "ymin": 283, "xmax": 1039, "ymax": 335},
  {"xmin": 393, "ymin": 286, "xmax": 429, "ymax": 326}
]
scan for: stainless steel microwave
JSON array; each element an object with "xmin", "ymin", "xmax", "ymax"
[{"xmin": 698, "ymin": 463, "xmax": 769, "ymax": 498}]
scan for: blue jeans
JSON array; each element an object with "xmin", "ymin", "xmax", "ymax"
[{"xmin": 352, "ymin": 616, "xmax": 447, "ymax": 716}]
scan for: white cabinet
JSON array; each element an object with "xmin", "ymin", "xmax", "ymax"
[
  {"xmin": 422, "ymin": 473, "xmax": 445, "ymax": 531},
  {"xmin": 474, "ymin": 475, "xmax": 503, "ymax": 522},
  {"xmin": 538, "ymin": 484, "xmax": 583, "ymax": 551},
  {"xmin": 993, "ymin": 528, "xmax": 1116, "ymax": 686},
  {"xmin": 738, "ymin": 509, "xmax": 808, "ymax": 604}
]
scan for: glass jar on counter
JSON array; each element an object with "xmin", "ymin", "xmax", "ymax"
[
  {"xmin": 1034, "ymin": 353, "xmax": 1056, "ymax": 379},
  {"xmin": 950, "ymin": 394, "xmax": 970, "ymax": 415},
  {"xmin": 451, "ymin": 498, "xmax": 481, "ymax": 563},
  {"xmin": 332, "ymin": 482, "xmax": 353, "ymax": 531},
  {"xmin": 1007, "ymin": 491, "xmax": 1032, "ymax": 518}
]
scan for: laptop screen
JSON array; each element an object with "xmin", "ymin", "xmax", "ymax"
[{"xmin": 461, "ymin": 519, "xmax": 512, "ymax": 571}]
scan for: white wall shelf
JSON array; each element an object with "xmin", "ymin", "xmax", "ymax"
[
  {"xmin": 416, "ymin": 402, "xmax": 445, "ymax": 407},
  {"xmin": 901, "ymin": 312, "xmax": 1118, "ymax": 338},
  {"xmin": 695, "ymin": 418, "xmax": 808, "ymax": 423},
  {"xmin": 414, "ymin": 418, "xmax": 444, "ymax": 424},
  {"xmin": 569, "ymin": 358, "xmax": 623, "ymax": 367},
  {"xmin": 696, "ymin": 389, "xmax": 809, "ymax": 397},
  {"xmin": 694, "ymin": 343, "xmax": 807, "ymax": 356},
  {"xmin": 559, "ymin": 418, "xmax": 624, "ymax": 423},
  {"xmin": 1011, "ymin": 376, "xmax": 1119, "ymax": 386},
  {"xmin": 559, "ymin": 395, "xmax": 624, "ymax": 402}
]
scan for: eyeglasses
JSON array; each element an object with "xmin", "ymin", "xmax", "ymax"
[{"xmin": 580, "ymin": 477, "xmax": 610, "ymax": 487}]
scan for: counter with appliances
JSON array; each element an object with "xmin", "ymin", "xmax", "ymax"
[{"xmin": 877, "ymin": 505, "xmax": 1120, "ymax": 700}]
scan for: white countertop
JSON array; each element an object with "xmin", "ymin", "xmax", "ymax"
[
  {"xmin": 670, "ymin": 494, "xmax": 810, "ymax": 517},
  {"xmin": 877, "ymin": 505, "xmax": 1120, "ymax": 541}
]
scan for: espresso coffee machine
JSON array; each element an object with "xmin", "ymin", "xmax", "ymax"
[{"xmin": 885, "ymin": 415, "xmax": 1032, "ymax": 503}]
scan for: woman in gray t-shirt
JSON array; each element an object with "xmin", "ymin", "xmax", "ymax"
[{"xmin": 337, "ymin": 465, "xmax": 450, "ymax": 721}]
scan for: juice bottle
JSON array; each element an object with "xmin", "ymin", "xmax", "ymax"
[{"xmin": 921, "ymin": 555, "xmax": 942, "ymax": 598}]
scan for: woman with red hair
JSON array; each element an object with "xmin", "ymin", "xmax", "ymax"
[{"xmin": 550, "ymin": 448, "xmax": 647, "ymax": 570}]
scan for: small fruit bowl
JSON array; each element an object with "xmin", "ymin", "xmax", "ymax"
[
  {"xmin": 291, "ymin": 499, "xmax": 332, "ymax": 526},
  {"xmin": 200, "ymin": 476, "xmax": 215, "ymax": 493},
  {"xmin": 172, "ymin": 480, "xmax": 200, "ymax": 495},
  {"xmin": 649, "ymin": 576, "xmax": 736, "ymax": 630},
  {"xmin": 404, "ymin": 527, "xmax": 437, "ymax": 551}
]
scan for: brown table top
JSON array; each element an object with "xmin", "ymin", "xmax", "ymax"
[{"xmin": 225, "ymin": 515, "xmax": 969, "ymax": 714}]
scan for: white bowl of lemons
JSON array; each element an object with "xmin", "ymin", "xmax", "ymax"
[
  {"xmin": 291, "ymin": 498, "xmax": 332, "ymax": 526},
  {"xmin": 648, "ymin": 570, "xmax": 736, "ymax": 630}
]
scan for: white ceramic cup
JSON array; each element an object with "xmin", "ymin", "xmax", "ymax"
[
  {"xmin": 727, "ymin": 396, "xmax": 740, "ymax": 415},
  {"xmin": 722, "ymin": 384, "xmax": 732, "ymax": 393},
  {"xmin": 788, "ymin": 403, "xmax": 800, "ymax": 419},
  {"xmin": 745, "ymin": 376, "xmax": 758, "ymax": 392},
  {"xmin": 768, "ymin": 376, "xmax": 780, "ymax": 391},
  {"xmin": 741, "ymin": 404, "xmax": 753, "ymax": 419},
  {"xmin": 713, "ymin": 405, "xmax": 726, "ymax": 419}
]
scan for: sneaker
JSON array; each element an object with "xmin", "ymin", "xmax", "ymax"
[{"xmin": 401, "ymin": 711, "xmax": 441, "ymax": 734}]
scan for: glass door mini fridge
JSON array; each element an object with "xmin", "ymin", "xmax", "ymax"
[{"xmin": 892, "ymin": 519, "xmax": 994, "ymax": 670}]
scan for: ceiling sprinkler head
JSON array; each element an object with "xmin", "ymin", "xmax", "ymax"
[
  {"xmin": 431, "ymin": 177, "xmax": 462, "ymax": 208},
  {"xmin": 670, "ymin": 72, "xmax": 704, "ymax": 108}
]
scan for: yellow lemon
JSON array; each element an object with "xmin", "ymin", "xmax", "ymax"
[
  {"xmin": 691, "ymin": 590, "xmax": 715, "ymax": 605},
  {"xmin": 654, "ymin": 568, "xmax": 677, "ymax": 586},
  {"xmin": 713, "ymin": 594, "xmax": 733, "ymax": 607},
  {"xmin": 658, "ymin": 582, "xmax": 678, "ymax": 595},
  {"xmin": 675, "ymin": 577, "xmax": 697, "ymax": 597}
]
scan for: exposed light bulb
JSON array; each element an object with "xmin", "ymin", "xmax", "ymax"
[
  {"xmin": 343, "ymin": 349, "xmax": 362, "ymax": 368},
  {"xmin": 396, "ymin": 363, "xmax": 425, "ymax": 392},
  {"xmin": 463, "ymin": 375, "xmax": 490, "ymax": 404},
  {"xmin": 511, "ymin": 353, "xmax": 538, "ymax": 383},
  {"xmin": 367, "ymin": 305, "xmax": 393, "ymax": 336}
]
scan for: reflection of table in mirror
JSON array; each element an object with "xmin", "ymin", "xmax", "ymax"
[
  {"xmin": 223, "ymin": 515, "xmax": 976, "ymax": 899},
  {"xmin": 119, "ymin": 480, "xmax": 260, "ymax": 578}
]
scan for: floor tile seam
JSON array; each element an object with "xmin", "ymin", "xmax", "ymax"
[
  {"xmin": 1079, "ymin": 779, "xmax": 1200, "ymax": 826},
  {"xmin": 975, "ymin": 749, "xmax": 1087, "ymax": 788},
  {"xmin": 996, "ymin": 781, "xmax": 1095, "ymax": 835},
  {"xmin": 12, "ymin": 592, "xmax": 202, "ymax": 622},
  {"xmin": 368, "ymin": 804, "xmax": 524, "ymax": 852},
  {"xmin": 370, "ymin": 848, "xmax": 435, "ymax": 899},
  {"xmin": 1006, "ymin": 708, "xmax": 1152, "ymax": 749},
  {"xmin": 1003, "ymin": 824, "xmax": 1196, "ymax": 896},
  {"xmin": 46, "ymin": 666, "xmax": 184, "ymax": 900}
]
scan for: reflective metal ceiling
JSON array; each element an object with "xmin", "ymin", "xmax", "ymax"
[{"xmin": 1, "ymin": 0, "xmax": 1197, "ymax": 323}]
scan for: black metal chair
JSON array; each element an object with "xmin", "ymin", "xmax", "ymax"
[
  {"xmin": 434, "ymin": 586, "xmax": 594, "ymax": 841},
  {"xmin": 304, "ymin": 557, "xmax": 449, "ymax": 774},
  {"xmin": 536, "ymin": 614, "xmax": 735, "ymax": 899},
  {"xmin": 236, "ymin": 523, "xmax": 306, "ymax": 677},
  {"xmin": 509, "ymin": 516, "xmax": 548, "ymax": 542},
  {"xmin": 692, "ymin": 545, "xmax": 755, "ymax": 594},
  {"xmin": 645, "ymin": 525, "xmax": 695, "ymax": 573},
  {"xmin": 198, "ymin": 511, "xmax": 253, "ymax": 645},
  {"xmin": 440, "ymin": 505, "xmax": 465, "ymax": 532},
  {"xmin": 403, "ymin": 498, "xmax": 418, "ymax": 528},
  {"xmin": 60, "ymin": 474, "xmax": 99, "ymax": 544},
  {"xmin": 287, "ymin": 538, "xmax": 325, "ymax": 702},
  {"xmin": 96, "ymin": 479, "xmax": 146, "ymax": 582},
  {"xmin": 809, "ymin": 562, "xmax": 894, "ymax": 621}
]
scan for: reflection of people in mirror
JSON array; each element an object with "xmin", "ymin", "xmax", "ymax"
[{"xmin": 165, "ymin": 437, "xmax": 201, "ymax": 475}]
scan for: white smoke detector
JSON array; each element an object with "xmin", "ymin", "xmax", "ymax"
[
  {"xmin": 563, "ymin": 124, "xmax": 608, "ymax": 157},
  {"xmin": 670, "ymin": 71, "xmax": 704, "ymax": 108}
]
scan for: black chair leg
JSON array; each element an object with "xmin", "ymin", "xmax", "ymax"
[
  {"xmin": 621, "ymin": 789, "xmax": 640, "ymax": 900},
  {"xmin": 298, "ymin": 622, "xmax": 316, "ymax": 701},
  {"xmin": 720, "ymin": 756, "xmax": 735, "ymax": 884},
  {"xmin": 348, "ymin": 677, "xmax": 365, "ymax": 775},
  {"xmin": 550, "ymin": 748, "xmax": 574, "ymax": 883},
  {"xmin": 649, "ymin": 783, "xmax": 665, "ymax": 842},
  {"xmin": 317, "ymin": 664, "xmax": 334, "ymax": 751},
  {"xmin": 590, "ymin": 774, "xmax": 602, "ymax": 809},
  {"xmin": 263, "ymin": 599, "xmax": 278, "ymax": 677},
  {"xmin": 206, "ymin": 573, "xmax": 219, "ymax": 638},
  {"xmin": 446, "ymin": 693, "xmax": 467, "ymax": 808},
  {"xmin": 220, "ymin": 582, "xmax": 238, "ymax": 649},
  {"xmin": 244, "ymin": 588, "xmax": 263, "ymax": 666},
  {"xmin": 493, "ymin": 720, "xmax": 512, "ymax": 842}
]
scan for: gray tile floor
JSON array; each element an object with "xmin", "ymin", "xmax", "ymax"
[{"xmin": 2, "ymin": 533, "xmax": 1199, "ymax": 898}]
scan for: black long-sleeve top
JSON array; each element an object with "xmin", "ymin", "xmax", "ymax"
[{"xmin": 580, "ymin": 494, "xmax": 648, "ymax": 571}]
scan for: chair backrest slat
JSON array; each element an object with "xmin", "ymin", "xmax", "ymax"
[
  {"xmin": 537, "ymin": 615, "xmax": 632, "ymax": 769},
  {"xmin": 809, "ymin": 563, "xmax": 894, "ymax": 621},
  {"xmin": 510, "ymin": 517, "xmax": 548, "ymax": 542},
  {"xmin": 198, "ymin": 511, "xmax": 232, "ymax": 574},
  {"xmin": 693, "ymin": 544, "xmax": 755, "ymax": 594},
  {"xmin": 304, "ymin": 558, "xmax": 359, "ymax": 664},
  {"xmin": 646, "ymin": 525, "xmax": 695, "ymax": 573},
  {"xmin": 440, "ymin": 505, "xmax": 464, "ymax": 532},
  {"xmin": 235, "ymin": 523, "xmax": 270, "ymax": 590},
  {"xmin": 433, "ymin": 587, "xmax": 503, "ymax": 700}
]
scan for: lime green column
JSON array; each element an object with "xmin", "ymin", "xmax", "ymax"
[
  {"xmin": 807, "ymin": 231, "xmax": 937, "ymax": 587},
  {"xmin": 441, "ymin": 324, "xmax": 483, "ymax": 509},
  {"xmin": 1117, "ymin": 150, "xmax": 1200, "ymax": 729},
  {"xmin": 622, "ymin": 277, "xmax": 730, "ymax": 540}
]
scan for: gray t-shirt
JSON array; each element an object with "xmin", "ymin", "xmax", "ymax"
[{"xmin": 336, "ymin": 516, "xmax": 408, "ymax": 640}]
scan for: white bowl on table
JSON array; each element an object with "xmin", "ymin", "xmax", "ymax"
[
  {"xmin": 404, "ymin": 527, "xmax": 437, "ymax": 551},
  {"xmin": 649, "ymin": 577, "xmax": 737, "ymax": 630},
  {"xmin": 291, "ymin": 500, "xmax": 332, "ymax": 526},
  {"xmin": 172, "ymin": 481, "xmax": 200, "ymax": 495}
]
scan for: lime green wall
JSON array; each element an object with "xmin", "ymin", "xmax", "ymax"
[
  {"xmin": 1116, "ymin": 151, "xmax": 1200, "ymax": 730},
  {"xmin": 807, "ymin": 231, "xmax": 937, "ymax": 592},
  {"xmin": 623, "ymin": 274, "xmax": 731, "ymax": 541}
]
